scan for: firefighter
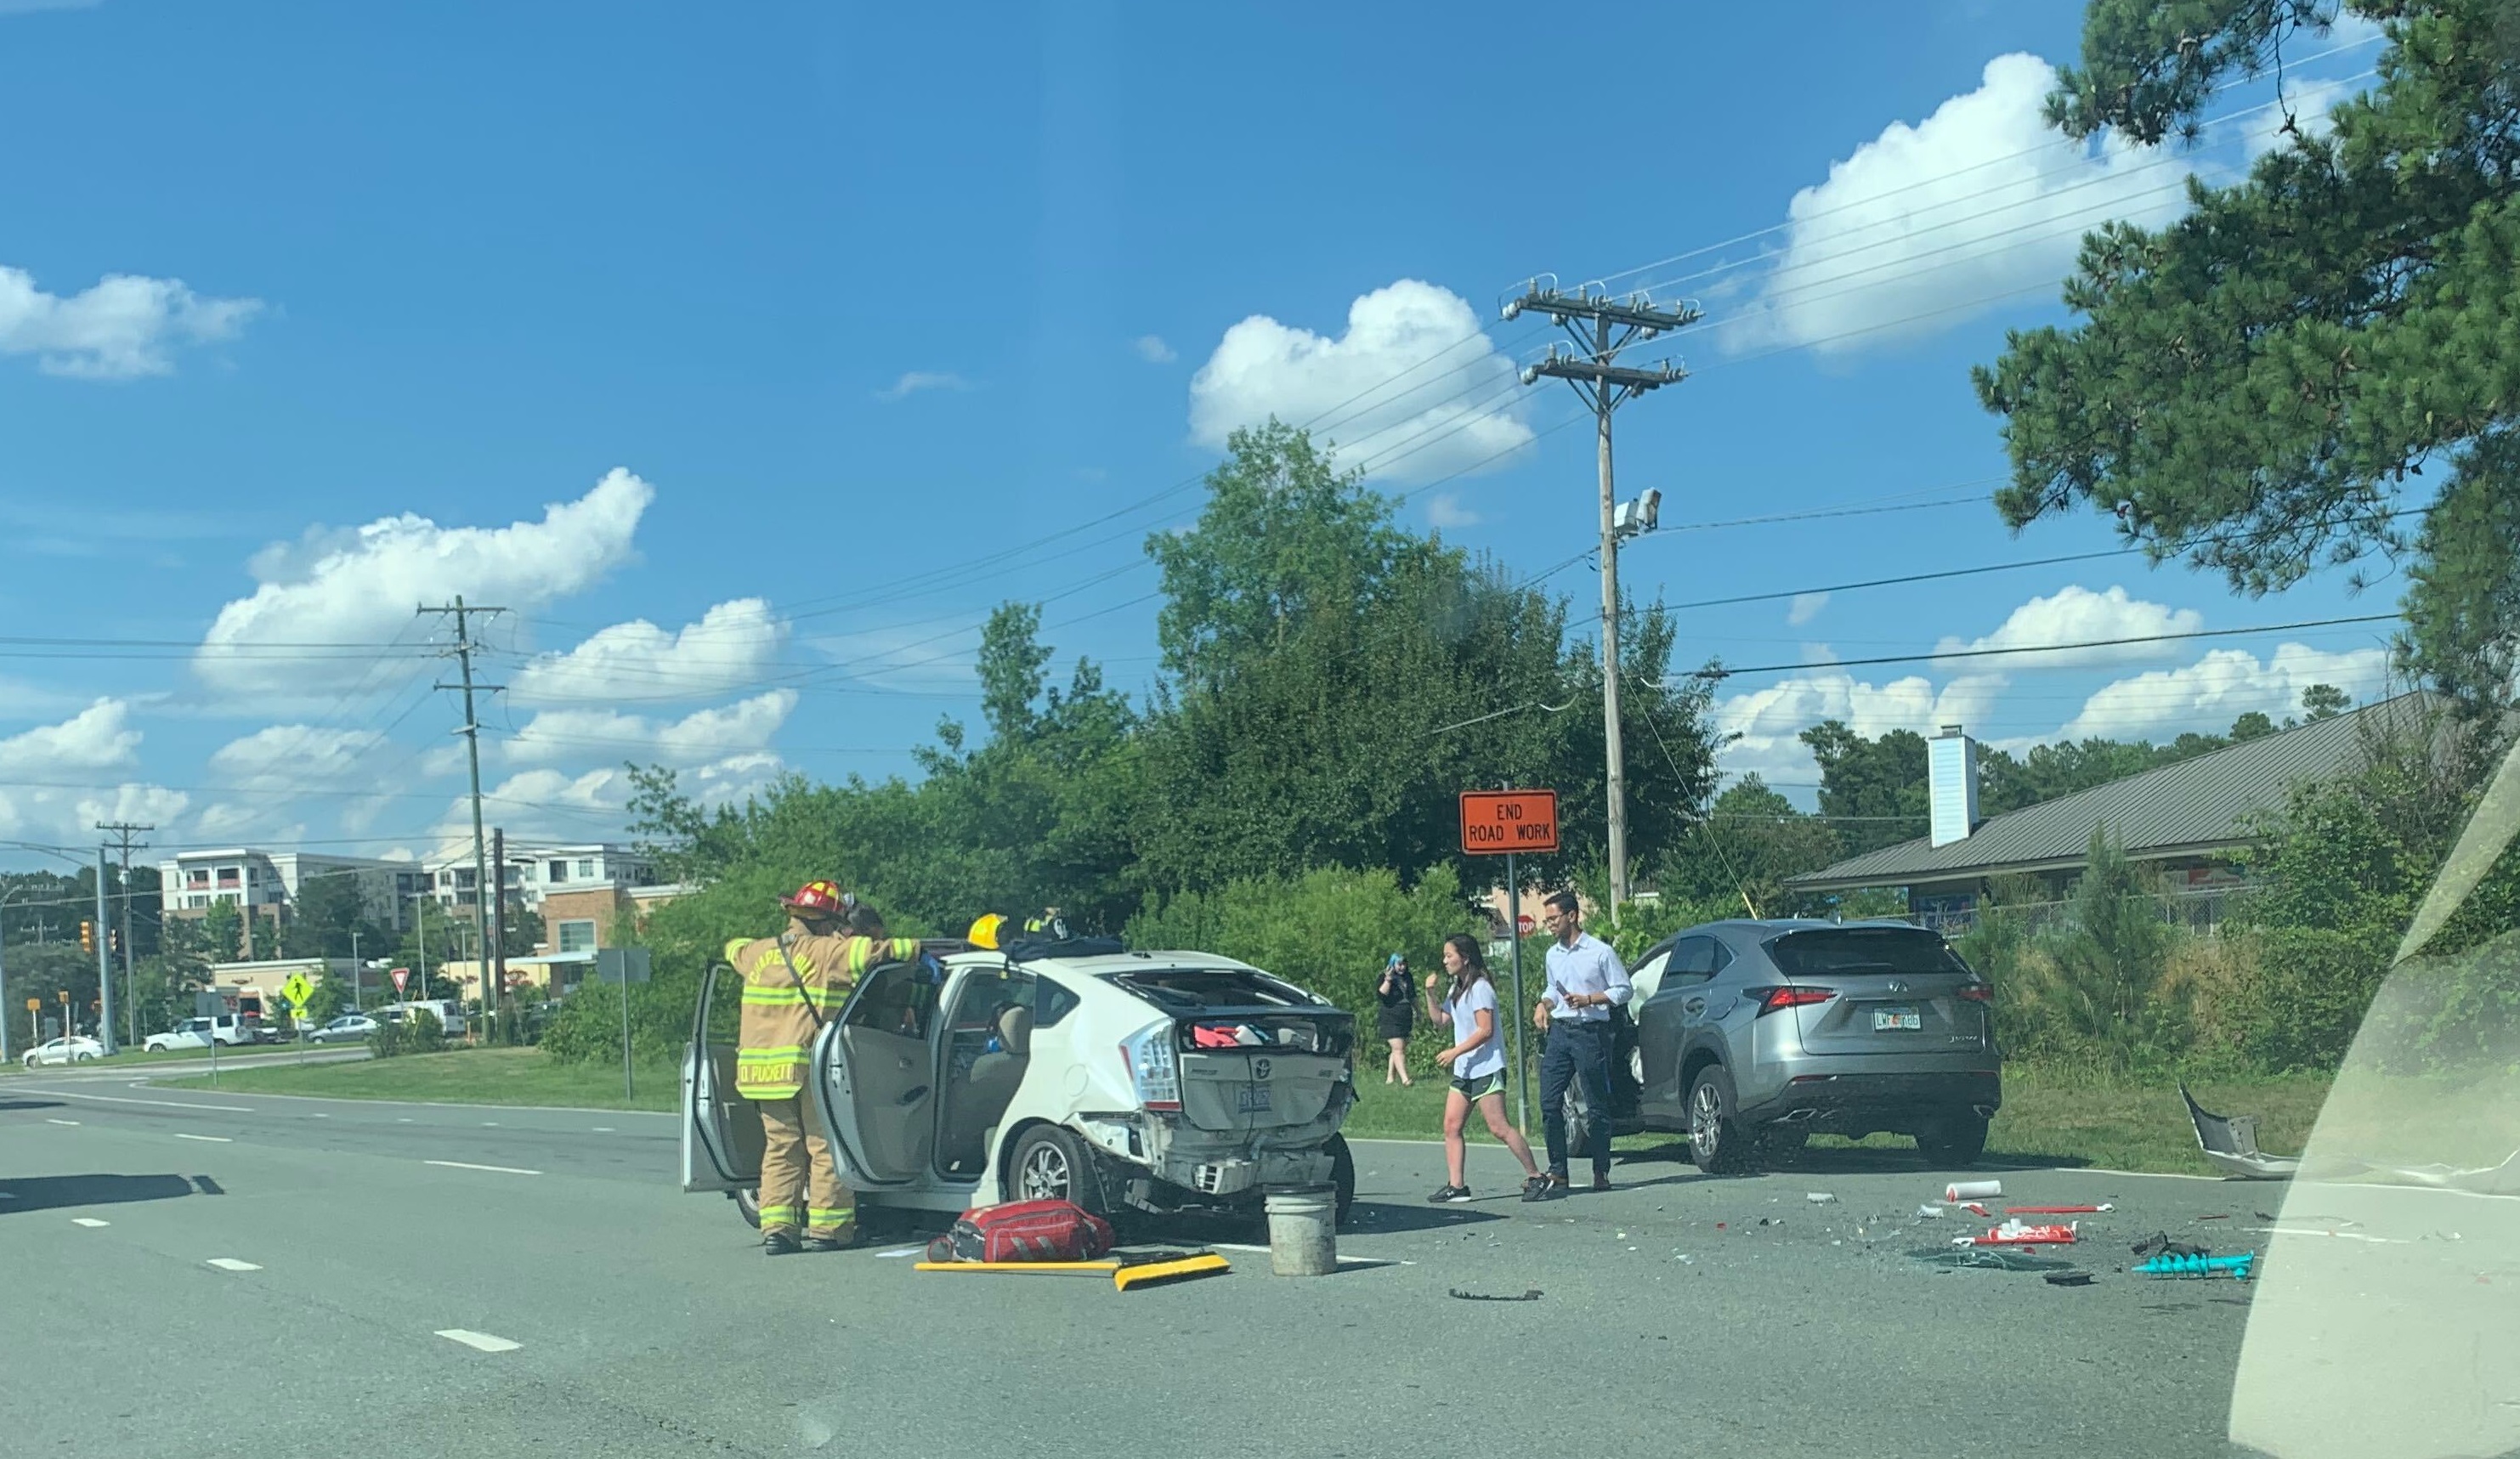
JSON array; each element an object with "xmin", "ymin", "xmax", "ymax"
[{"xmin": 724, "ymin": 879, "xmax": 864, "ymax": 1255}]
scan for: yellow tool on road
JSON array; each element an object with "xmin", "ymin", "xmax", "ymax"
[{"xmin": 913, "ymin": 1250, "xmax": 1232, "ymax": 1291}]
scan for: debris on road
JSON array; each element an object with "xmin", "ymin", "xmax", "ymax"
[
  {"xmin": 1962, "ymin": 1202, "xmax": 1993, "ymax": 1217},
  {"xmin": 2132, "ymin": 1232, "xmax": 2209, "ymax": 1259},
  {"xmin": 2008, "ymin": 1204, "xmax": 2109, "ymax": 1215},
  {"xmin": 2044, "ymin": 1270, "xmax": 2095, "ymax": 1287},
  {"xmin": 1917, "ymin": 1204, "xmax": 1945, "ymax": 1219},
  {"xmin": 2134, "ymin": 1251, "xmax": 2255, "ymax": 1280},
  {"xmin": 1945, "ymin": 1179, "xmax": 2002, "ymax": 1202},
  {"xmin": 1806, "ymin": 1192, "xmax": 1837, "ymax": 1204},
  {"xmin": 2195, "ymin": 1213, "xmax": 2231, "ymax": 1221},
  {"xmin": 2181, "ymin": 1083, "xmax": 2299, "ymax": 1180},
  {"xmin": 1449, "ymin": 1287, "xmax": 1543, "ymax": 1302},
  {"xmin": 1974, "ymin": 1219, "xmax": 2078, "ymax": 1247}
]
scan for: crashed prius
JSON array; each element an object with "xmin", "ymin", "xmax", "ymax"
[{"xmin": 682, "ymin": 936, "xmax": 1358, "ymax": 1234}]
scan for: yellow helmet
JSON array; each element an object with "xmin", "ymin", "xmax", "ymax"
[{"xmin": 966, "ymin": 913, "xmax": 1006, "ymax": 950}]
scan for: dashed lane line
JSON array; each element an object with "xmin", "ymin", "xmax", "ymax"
[
  {"xmin": 435, "ymin": 1329, "xmax": 522, "ymax": 1353},
  {"xmin": 29, "ymin": 1089, "xmax": 254, "ymax": 1113},
  {"xmin": 71, "ymin": 1218, "xmax": 108, "ymax": 1228},
  {"xmin": 206, "ymin": 1258, "xmax": 262, "ymax": 1272},
  {"xmin": 424, "ymin": 1160, "xmax": 542, "ymax": 1176},
  {"xmin": 45, "ymin": 1118, "xmax": 78, "ymax": 1126},
  {"xmin": 173, "ymin": 1133, "xmax": 233, "ymax": 1143}
]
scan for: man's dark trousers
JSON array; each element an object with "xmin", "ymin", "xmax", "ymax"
[{"xmin": 1538, "ymin": 1019, "xmax": 1614, "ymax": 1178}]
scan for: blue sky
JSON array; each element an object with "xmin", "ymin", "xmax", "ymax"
[{"xmin": 0, "ymin": 0, "xmax": 2400, "ymax": 868}]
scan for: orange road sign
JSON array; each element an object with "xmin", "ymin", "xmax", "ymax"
[{"xmin": 1459, "ymin": 789, "xmax": 1560, "ymax": 855}]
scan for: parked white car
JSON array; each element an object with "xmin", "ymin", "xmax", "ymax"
[
  {"xmin": 307, "ymin": 1014, "xmax": 380, "ymax": 1044},
  {"xmin": 22, "ymin": 1036, "xmax": 105, "ymax": 1068},
  {"xmin": 683, "ymin": 942, "xmax": 1358, "ymax": 1232}
]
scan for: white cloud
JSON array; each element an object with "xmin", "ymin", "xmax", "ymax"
[
  {"xmin": 1934, "ymin": 585, "xmax": 2203, "ymax": 669},
  {"xmin": 503, "ymin": 690, "xmax": 796, "ymax": 766},
  {"xmin": 2244, "ymin": 72, "xmax": 2357, "ymax": 159},
  {"xmin": 2058, "ymin": 643, "xmax": 2392, "ymax": 741},
  {"xmin": 875, "ymin": 370, "xmax": 970, "ymax": 402},
  {"xmin": 0, "ymin": 263, "xmax": 259, "ymax": 379},
  {"xmin": 510, "ymin": 597, "xmax": 786, "ymax": 707},
  {"xmin": 1714, "ymin": 671, "xmax": 2008, "ymax": 785},
  {"xmin": 1133, "ymin": 335, "xmax": 1176, "ymax": 364},
  {"xmin": 0, "ymin": 699, "xmax": 190, "ymax": 843},
  {"xmin": 196, "ymin": 467, "xmax": 654, "ymax": 699},
  {"xmin": 1727, "ymin": 54, "xmax": 2194, "ymax": 355},
  {"xmin": 1787, "ymin": 591, "xmax": 1830, "ymax": 627},
  {"xmin": 0, "ymin": 1, "xmax": 104, "ymax": 13},
  {"xmin": 1190, "ymin": 280, "xmax": 1534, "ymax": 484},
  {"xmin": 1424, "ymin": 493, "xmax": 1481, "ymax": 529}
]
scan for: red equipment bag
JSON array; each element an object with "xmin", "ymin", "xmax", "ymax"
[{"xmin": 925, "ymin": 1199, "xmax": 1116, "ymax": 1264}]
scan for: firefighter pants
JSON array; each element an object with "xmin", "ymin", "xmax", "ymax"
[{"xmin": 754, "ymin": 1089, "xmax": 856, "ymax": 1242}]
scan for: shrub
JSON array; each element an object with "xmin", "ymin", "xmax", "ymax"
[
  {"xmin": 366, "ymin": 1008, "xmax": 445, "ymax": 1060},
  {"xmin": 540, "ymin": 966, "xmax": 712, "ymax": 1067}
]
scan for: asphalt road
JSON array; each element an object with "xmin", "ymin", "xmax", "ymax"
[{"xmin": 0, "ymin": 1072, "xmax": 2346, "ymax": 1458}]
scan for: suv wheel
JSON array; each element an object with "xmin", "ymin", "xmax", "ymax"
[
  {"xmin": 1010, "ymin": 1126, "xmax": 1107, "ymax": 1215},
  {"xmin": 1687, "ymin": 1066, "xmax": 1753, "ymax": 1173},
  {"xmin": 1916, "ymin": 1117, "xmax": 1989, "ymax": 1168},
  {"xmin": 733, "ymin": 1187, "xmax": 762, "ymax": 1230},
  {"xmin": 1327, "ymin": 1134, "xmax": 1356, "ymax": 1226}
]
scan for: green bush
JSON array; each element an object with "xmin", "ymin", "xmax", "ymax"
[
  {"xmin": 540, "ymin": 967, "xmax": 714, "ymax": 1067},
  {"xmin": 366, "ymin": 1008, "xmax": 445, "ymax": 1060}
]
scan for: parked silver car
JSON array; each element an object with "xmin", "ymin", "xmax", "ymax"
[{"xmin": 1616, "ymin": 919, "xmax": 2000, "ymax": 1172}]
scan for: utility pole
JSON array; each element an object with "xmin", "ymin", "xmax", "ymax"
[
  {"xmin": 350, "ymin": 927, "xmax": 362, "ymax": 1012},
  {"xmin": 97, "ymin": 821, "xmax": 151, "ymax": 1044},
  {"xmin": 490, "ymin": 827, "xmax": 508, "ymax": 1026},
  {"xmin": 421, "ymin": 597, "xmax": 504, "ymax": 1043},
  {"xmin": 1502, "ymin": 280, "xmax": 1698, "ymax": 919},
  {"xmin": 92, "ymin": 847, "xmax": 116, "ymax": 1053}
]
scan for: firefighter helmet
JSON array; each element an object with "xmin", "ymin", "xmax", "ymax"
[{"xmin": 780, "ymin": 879, "xmax": 852, "ymax": 918}]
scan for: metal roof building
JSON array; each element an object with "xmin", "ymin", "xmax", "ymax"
[{"xmin": 1784, "ymin": 693, "xmax": 2425, "ymax": 901}]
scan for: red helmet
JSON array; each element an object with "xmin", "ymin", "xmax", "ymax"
[{"xmin": 780, "ymin": 880, "xmax": 852, "ymax": 917}]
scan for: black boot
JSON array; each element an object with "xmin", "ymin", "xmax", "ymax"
[{"xmin": 763, "ymin": 1230, "xmax": 801, "ymax": 1256}]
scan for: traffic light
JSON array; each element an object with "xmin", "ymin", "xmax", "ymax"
[
  {"xmin": 109, "ymin": 927, "xmax": 122, "ymax": 959},
  {"xmin": 79, "ymin": 920, "xmax": 94, "ymax": 956}
]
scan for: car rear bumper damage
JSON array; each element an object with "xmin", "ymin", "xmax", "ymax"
[
  {"xmin": 1073, "ymin": 1081, "xmax": 1354, "ymax": 1213},
  {"xmin": 1741, "ymin": 1069, "xmax": 2000, "ymax": 1134}
]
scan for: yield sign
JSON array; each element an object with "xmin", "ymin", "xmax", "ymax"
[{"xmin": 391, "ymin": 968, "xmax": 411, "ymax": 993}]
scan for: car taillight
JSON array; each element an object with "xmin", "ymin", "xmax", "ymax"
[
  {"xmin": 1957, "ymin": 983, "xmax": 1993, "ymax": 1003},
  {"xmin": 1754, "ymin": 986, "xmax": 1835, "ymax": 1015},
  {"xmin": 1119, "ymin": 1023, "xmax": 1181, "ymax": 1111}
]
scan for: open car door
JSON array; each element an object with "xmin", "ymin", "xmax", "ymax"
[
  {"xmin": 811, "ymin": 955, "xmax": 950, "ymax": 1189},
  {"xmin": 681, "ymin": 957, "xmax": 762, "ymax": 1193}
]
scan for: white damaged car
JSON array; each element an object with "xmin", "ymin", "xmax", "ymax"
[{"xmin": 682, "ymin": 941, "xmax": 1359, "ymax": 1233}]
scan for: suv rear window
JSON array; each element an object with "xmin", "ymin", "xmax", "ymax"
[
  {"xmin": 1107, "ymin": 968, "xmax": 1318, "ymax": 1010},
  {"xmin": 1765, "ymin": 928, "xmax": 1968, "ymax": 976}
]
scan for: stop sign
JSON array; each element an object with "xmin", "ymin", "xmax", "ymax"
[{"xmin": 1516, "ymin": 913, "xmax": 1535, "ymax": 935}]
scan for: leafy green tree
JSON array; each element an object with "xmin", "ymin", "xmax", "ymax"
[
  {"xmin": 1799, "ymin": 722, "xmax": 1930, "ymax": 857},
  {"xmin": 1977, "ymin": 0, "xmax": 2520, "ymax": 729},
  {"xmin": 201, "ymin": 900, "xmax": 243, "ymax": 961},
  {"xmin": 2020, "ymin": 828, "xmax": 2183, "ymax": 1070},
  {"xmin": 1654, "ymin": 776, "xmax": 1844, "ymax": 917},
  {"xmin": 2301, "ymin": 681, "xmax": 2354, "ymax": 720}
]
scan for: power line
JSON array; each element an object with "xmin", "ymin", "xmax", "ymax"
[{"xmin": 1684, "ymin": 613, "xmax": 2401, "ymax": 680}]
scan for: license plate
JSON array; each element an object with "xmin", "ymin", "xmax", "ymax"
[
  {"xmin": 1236, "ymin": 1086, "xmax": 1273, "ymax": 1112},
  {"xmin": 1873, "ymin": 1008, "xmax": 1922, "ymax": 1031}
]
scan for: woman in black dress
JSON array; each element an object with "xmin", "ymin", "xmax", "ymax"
[{"xmin": 1375, "ymin": 953, "xmax": 1415, "ymax": 1085}]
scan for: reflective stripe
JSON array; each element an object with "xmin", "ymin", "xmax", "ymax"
[
  {"xmin": 807, "ymin": 1207, "xmax": 854, "ymax": 1223},
  {"xmin": 757, "ymin": 1205, "xmax": 801, "ymax": 1222}
]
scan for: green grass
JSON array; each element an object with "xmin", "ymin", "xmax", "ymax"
[
  {"xmin": 162, "ymin": 1046, "xmax": 680, "ymax": 1111},
  {"xmin": 1341, "ymin": 1062, "xmax": 2337, "ymax": 1177},
  {"xmin": 2, "ymin": 1043, "xmax": 276, "ymax": 1073}
]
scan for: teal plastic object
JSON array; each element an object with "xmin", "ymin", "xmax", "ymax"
[{"xmin": 2134, "ymin": 1251, "xmax": 2256, "ymax": 1280}]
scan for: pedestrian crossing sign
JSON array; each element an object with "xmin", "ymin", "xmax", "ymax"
[{"xmin": 279, "ymin": 972, "xmax": 313, "ymax": 1015}]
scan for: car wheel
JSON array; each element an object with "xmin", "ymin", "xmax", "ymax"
[
  {"xmin": 1560, "ymin": 1087, "xmax": 1593, "ymax": 1164},
  {"xmin": 1009, "ymin": 1125, "xmax": 1107, "ymax": 1216},
  {"xmin": 1916, "ymin": 1117, "xmax": 1989, "ymax": 1168},
  {"xmin": 1327, "ymin": 1134, "xmax": 1356, "ymax": 1227},
  {"xmin": 73, "ymin": 1051, "xmax": 96, "ymax": 1062},
  {"xmin": 733, "ymin": 1187, "xmax": 762, "ymax": 1230},
  {"xmin": 1686, "ymin": 1066, "xmax": 1753, "ymax": 1173}
]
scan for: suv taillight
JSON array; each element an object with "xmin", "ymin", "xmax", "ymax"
[
  {"xmin": 1753, "ymin": 986, "xmax": 1835, "ymax": 1015},
  {"xmin": 1957, "ymin": 983, "xmax": 1993, "ymax": 1003},
  {"xmin": 1119, "ymin": 1023, "xmax": 1181, "ymax": 1111}
]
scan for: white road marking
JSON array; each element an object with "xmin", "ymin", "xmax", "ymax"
[
  {"xmin": 480, "ymin": 1122, "xmax": 499, "ymax": 1128},
  {"xmin": 2249, "ymin": 1226, "xmax": 2412, "ymax": 1243},
  {"xmin": 424, "ymin": 1160, "xmax": 541, "ymax": 1176},
  {"xmin": 206, "ymin": 1258, "xmax": 262, "ymax": 1272},
  {"xmin": 33, "ymin": 1090, "xmax": 253, "ymax": 1113},
  {"xmin": 590, "ymin": 1127, "xmax": 614, "ymax": 1133},
  {"xmin": 875, "ymin": 1247, "xmax": 922, "ymax": 1258},
  {"xmin": 46, "ymin": 1118, "xmax": 78, "ymax": 1126},
  {"xmin": 71, "ymin": 1218, "xmax": 109, "ymax": 1228},
  {"xmin": 397, "ymin": 1117, "xmax": 413, "ymax": 1123},
  {"xmin": 1207, "ymin": 1241, "xmax": 1391, "ymax": 1267},
  {"xmin": 174, "ymin": 1133, "xmax": 233, "ymax": 1143},
  {"xmin": 435, "ymin": 1329, "xmax": 521, "ymax": 1353},
  {"xmin": 311, "ymin": 1113, "xmax": 328, "ymax": 1118}
]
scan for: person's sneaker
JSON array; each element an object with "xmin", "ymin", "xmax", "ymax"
[
  {"xmin": 1520, "ymin": 1173, "xmax": 1552, "ymax": 1200},
  {"xmin": 1427, "ymin": 1184, "xmax": 1473, "ymax": 1204},
  {"xmin": 1523, "ymin": 1173, "xmax": 1568, "ymax": 1202},
  {"xmin": 762, "ymin": 1230, "xmax": 802, "ymax": 1256},
  {"xmin": 1590, "ymin": 1172, "xmax": 1613, "ymax": 1193}
]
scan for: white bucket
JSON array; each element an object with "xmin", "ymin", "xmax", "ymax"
[
  {"xmin": 1264, "ymin": 1185, "xmax": 1337, "ymax": 1276},
  {"xmin": 1945, "ymin": 1179, "xmax": 2003, "ymax": 1202}
]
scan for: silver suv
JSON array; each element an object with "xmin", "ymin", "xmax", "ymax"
[{"xmin": 1622, "ymin": 919, "xmax": 2000, "ymax": 1172}]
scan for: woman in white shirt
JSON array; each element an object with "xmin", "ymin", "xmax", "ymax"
[{"xmin": 1419, "ymin": 934, "xmax": 1546, "ymax": 1203}]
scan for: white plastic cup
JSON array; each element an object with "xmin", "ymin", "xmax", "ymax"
[{"xmin": 1945, "ymin": 1179, "xmax": 2003, "ymax": 1202}]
